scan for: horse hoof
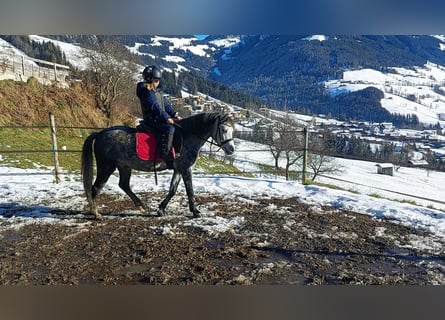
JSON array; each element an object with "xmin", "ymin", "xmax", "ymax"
[
  {"xmin": 193, "ymin": 210, "xmax": 201, "ymax": 218},
  {"xmin": 89, "ymin": 209, "xmax": 102, "ymax": 220},
  {"xmin": 93, "ymin": 213, "xmax": 103, "ymax": 220}
]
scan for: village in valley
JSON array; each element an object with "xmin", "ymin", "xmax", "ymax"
[{"xmin": 167, "ymin": 88, "xmax": 445, "ymax": 177}]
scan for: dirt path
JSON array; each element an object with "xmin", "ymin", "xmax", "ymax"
[{"xmin": 0, "ymin": 194, "xmax": 444, "ymax": 284}]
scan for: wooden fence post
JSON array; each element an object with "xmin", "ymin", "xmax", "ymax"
[
  {"xmin": 302, "ymin": 126, "xmax": 309, "ymax": 185},
  {"xmin": 49, "ymin": 113, "xmax": 61, "ymax": 183},
  {"xmin": 21, "ymin": 55, "xmax": 25, "ymax": 76}
]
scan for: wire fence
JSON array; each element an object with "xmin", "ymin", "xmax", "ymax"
[
  {"xmin": 3, "ymin": 117, "xmax": 445, "ymax": 209},
  {"xmin": 1, "ymin": 114, "xmax": 425, "ymax": 181},
  {"xmin": 0, "ymin": 115, "xmax": 309, "ymax": 182}
]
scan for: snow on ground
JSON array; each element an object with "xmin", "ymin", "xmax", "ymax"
[
  {"xmin": 1, "ymin": 132, "xmax": 445, "ymax": 260},
  {"xmin": 234, "ymin": 138, "xmax": 445, "ymax": 210},
  {"xmin": 1, "ymin": 142, "xmax": 445, "ymax": 243}
]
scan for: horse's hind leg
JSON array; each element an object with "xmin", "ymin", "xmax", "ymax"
[
  {"xmin": 91, "ymin": 163, "xmax": 116, "ymax": 218},
  {"xmin": 158, "ymin": 171, "xmax": 182, "ymax": 216},
  {"xmin": 117, "ymin": 167, "xmax": 146, "ymax": 212}
]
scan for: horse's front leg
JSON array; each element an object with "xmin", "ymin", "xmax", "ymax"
[
  {"xmin": 157, "ymin": 171, "xmax": 181, "ymax": 216},
  {"xmin": 182, "ymin": 168, "xmax": 201, "ymax": 218}
]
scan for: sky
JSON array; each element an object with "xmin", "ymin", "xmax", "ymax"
[{"xmin": 194, "ymin": 35, "xmax": 209, "ymax": 40}]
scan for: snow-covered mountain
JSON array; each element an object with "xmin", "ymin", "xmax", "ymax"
[
  {"xmin": 29, "ymin": 35, "xmax": 90, "ymax": 70},
  {"xmin": 126, "ymin": 35, "xmax": 240, "ymax": 69},
  {"xmin": 3, "ymin": 34, "xmax": 445, "ymax": 126},
  {"xmin": 122, "ymin": 35, "xmax": 241, "ymax": 75},
  {"xmin": 325, "ymin": 62, "xmax": 445, "ymax": 125}
]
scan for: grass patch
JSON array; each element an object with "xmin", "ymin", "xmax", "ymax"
[
  {"xmin": 311, "ymin": 181, "xmax": 347, "ymax": 191},
  {"xmin": 0, "ymin": 126, "xmax": 92, "ymax": 172},
  {"xmin": 369, "ymin": 193, "xmax": 382, "ymax": 198},
  {"xmin": 0, "ymin": 127, "xmax": 246, "ymax": 175},
  {"xmin": 257, "ymin": 163, "xmax": 301, "ymax": 180},
  {"xmin": 195, "ymin": 155, "xmax": 247, "ymax": 175},
  {"xmin": 400, "ymin": 199, "xmax": 417, "ymax": 206}
]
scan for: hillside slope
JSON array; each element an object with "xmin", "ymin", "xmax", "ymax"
[
  {"xmin": 0, "ymin": 78, "xmax": 136, "ymax": 172},
  {"xmin": 0, "ymin": 78, "xmax": 107, "ymax": 127}
]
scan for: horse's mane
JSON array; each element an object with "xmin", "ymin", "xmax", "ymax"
[{"xmin": 177, "ymin": 112, "xmax": 225, "ymax": 137}]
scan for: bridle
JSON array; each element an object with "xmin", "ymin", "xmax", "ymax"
[{"xmin": 210, "ymin": 120, "xmax": 234, "ymax": 150}]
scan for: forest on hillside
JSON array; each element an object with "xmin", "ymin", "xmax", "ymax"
[
  {"xmin": 211, "ymin": 35, "xmax": 445, "ymax": 127},
  {"xmin": 0, "ymin": 35, "xmax": 68, "ymax": 66}
]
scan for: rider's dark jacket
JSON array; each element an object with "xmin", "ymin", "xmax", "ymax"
[{"xmin": 136, "ymin": 82, "xmax": 178, "ymax": 124}]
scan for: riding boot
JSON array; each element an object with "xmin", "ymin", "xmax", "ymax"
[{"xmin": 161, "ymin": 133, "xmax": 175, "ymax": 169}]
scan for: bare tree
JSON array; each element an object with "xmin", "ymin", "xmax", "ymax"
[
  {"xmin": 267, "ymin": 130, "xmax": 284, "ymax": 170},
  {"xmin": 306, "ymin": 136, "xmax": 344, "ymax": 182},
  {"xmin": 269, "ymin": 115, "xmax": 304, "ymax": 180},
  {"xmin": 80, "ymin": 37, "xmax": 139, "ymax": 126},
  {"xmin": 307, "ymin": 153, "xmax": 344, "ymax": 182}
]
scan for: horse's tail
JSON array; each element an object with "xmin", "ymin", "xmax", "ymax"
[{"xmin": 81, "ymin": 132, "xmax": 98, "ymax": 207}]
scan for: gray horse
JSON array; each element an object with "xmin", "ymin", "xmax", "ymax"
[{"xmin": 81, "ymin": 112, "xmax": 235, "ymax": 219}]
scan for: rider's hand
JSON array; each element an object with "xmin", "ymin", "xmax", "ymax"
[{"xmin": 167, "ymin": 118, "xmax": 175, "ymax": 124}]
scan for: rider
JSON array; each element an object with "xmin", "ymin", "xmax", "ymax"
[{"xmin": 136, "ymin": 65, "xmax": 182, "ymax": 169}]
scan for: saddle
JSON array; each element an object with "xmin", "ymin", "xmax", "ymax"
[{"xmin": 135, "ymin": 125, "xmax": 183, "ymax": 161}]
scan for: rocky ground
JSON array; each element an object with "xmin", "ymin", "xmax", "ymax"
[{"xmin": 0, "ymin": 193, "xmax": 444, "ymax": 285}]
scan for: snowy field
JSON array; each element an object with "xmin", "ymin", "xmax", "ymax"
[
  {"xmin": 234, "ymin": 139, "xmax": 445, "ymax": 206},
  {"xmin": 1, "ymin": 138, "xmax": 445, "ymax": 247}
]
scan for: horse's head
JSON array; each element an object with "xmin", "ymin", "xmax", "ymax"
[{"xmin": 214, "ymin": 114, "xmax": 235, "ymax": 155}]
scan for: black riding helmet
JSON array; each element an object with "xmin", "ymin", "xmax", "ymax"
[{"xmin": 142, "ymin": 65, "xmax": 162, "ymax": 82}]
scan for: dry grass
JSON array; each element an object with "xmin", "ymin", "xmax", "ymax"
[
  {"xmin": 0, "ymin": 78, "xmax": 136, "ymax": 171},
  {"xmin": 0, "ymin": 78, "xmax": 232, "ymax": 173},
  {"xmin": 0, "ymin": 78, "xmax": 108, "ymax": 127}
]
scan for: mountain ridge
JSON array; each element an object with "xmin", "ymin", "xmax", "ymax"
[
  {"xmin": 105, "ymin": 34, "xmax": 445, "ymax": 126},
  {"xmin": 2, "ymin": 34, "xmax": 445, "ymax": 127}
]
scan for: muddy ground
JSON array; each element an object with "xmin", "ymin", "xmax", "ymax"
[{"xmin": 0, "ymin": 192, "xmax": 444, "ymax": 285}]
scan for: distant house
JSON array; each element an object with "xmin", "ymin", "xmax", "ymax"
[
  {"xmin": 408, "ymin": 159, "xmax": 428, "ymax": 166},
  {"xmin": 375, "ymin": 163, "xmax": 394, "ymax": 176}
]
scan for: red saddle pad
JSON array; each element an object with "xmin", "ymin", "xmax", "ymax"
[{"xmin": 136, "ymin": 132, "xmax": 175, "ymax": 161}]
